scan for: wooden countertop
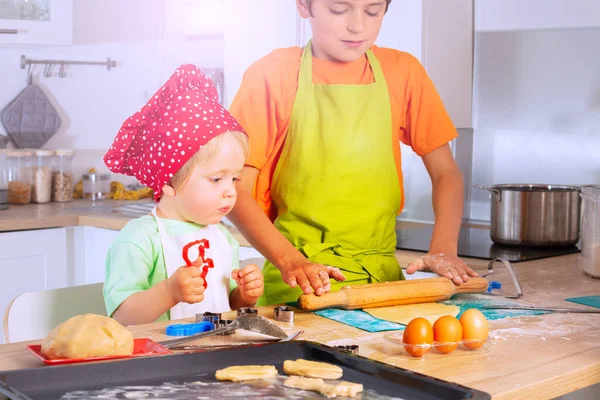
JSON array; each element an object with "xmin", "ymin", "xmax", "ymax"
[{"xmin": 0, "ymin": 250, "xmax": 598, "ymax": 399}]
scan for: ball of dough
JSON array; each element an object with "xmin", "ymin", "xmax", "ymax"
[{"xmin": 41, "ymin": 314, "xmax": 134, "ymax": 360}]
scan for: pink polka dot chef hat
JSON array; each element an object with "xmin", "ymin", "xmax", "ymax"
[{"xmin": 104, "ymin": 64, "xmax": 246, "ymax": 201}]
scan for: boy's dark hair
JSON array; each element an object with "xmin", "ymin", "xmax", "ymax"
[{"xmin": 305, "ymin": 0, "xmax": 392, "ymax": 15}]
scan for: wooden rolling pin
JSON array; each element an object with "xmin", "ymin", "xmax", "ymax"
[{"xmin": 298, "ymin": 277, "xmax": 489, "ymax": 310}]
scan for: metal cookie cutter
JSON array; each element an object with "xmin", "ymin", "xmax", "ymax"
[
  {"xmin": 197, "ymin": 312, "xmax": 221, "ymax": 324},
  {"xmin": 335, "ymin": 345, "xmax": 359, "ymax": 355},
  {"xmin": 237, "ymin": 307, "xmax": 258, "ymax": 317},
  {"xmin": 273, "ymin": 306, "xmax": 294, "ymax": 322},
  {"xmin": 216, "ymin": 319, "xmax": 236, "ymax": 335}
]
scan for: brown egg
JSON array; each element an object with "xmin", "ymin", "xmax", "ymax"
[
  {"xmin": 433, "ymin": 315, "xmax": 463, "ymax": 354},
  {"xmin": 403, "ymin": 317, "xmax": 434, "ymax": 357},
  {"xmin": 460, "ymin": 309, "xmax": 489, "ymax": 349}
]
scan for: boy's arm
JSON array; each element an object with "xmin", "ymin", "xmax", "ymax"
[
  {"xmin": 228, "ymin": 167, "xmax": 345, "ymax": 296},
  {"xmin": 405, "ymin": 144, "xmax": 478, "ymax": 284}
]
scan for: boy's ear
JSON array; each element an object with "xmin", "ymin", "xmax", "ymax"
[
  {"xmin": 296, "ymin": 0, "xmax": 311, "ymax": 19},
  {"xmin": 161, "ymin": 184, "xmax": 176, "ymax": 198}
]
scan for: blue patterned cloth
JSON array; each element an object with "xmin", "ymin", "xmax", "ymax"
[{"xmin": 296, "ymin": 294, "xmax": 550, "ymax": 333}]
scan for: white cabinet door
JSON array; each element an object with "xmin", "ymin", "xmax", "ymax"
[
  {"xmin": 0, "ymin": 0, "xmax": 72, "ymax": 45},
  {"xmin": 69, "ymin": 226, "xmax": 120, "ymax": 286},
  {"xmin": 0, "ymin": 228, "xmax": 68, "ymax": 344},
  {"xmin": 475, "ymin": 0, "xmax": 600, "ymax": 32}
]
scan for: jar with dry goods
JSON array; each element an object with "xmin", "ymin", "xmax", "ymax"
[
  {"xmin": 7, "ymin": 150, "xmax": 33, "ymax": 205},
  {"xmin": 31, "ymin": 149, "xmax": 54, "ymax": 203},
  {"xmin": 53, "ymin": 149, "xmax": 75, "ymax": 202}
]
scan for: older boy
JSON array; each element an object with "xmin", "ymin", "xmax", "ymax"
[{"xmin": 228, "ymin": 0, "xmax": 477, "ymax": 305}]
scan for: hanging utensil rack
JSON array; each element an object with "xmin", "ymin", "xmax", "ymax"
[{"xmin": 20, "ymin": 55, "xmax": 117, "ymax": 71}]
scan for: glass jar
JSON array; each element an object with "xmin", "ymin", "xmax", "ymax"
[
  {"xmin": 53, "ymin": 149, "xmax": 75, "ymax": 202},
  {"xmin": 580, "ymin": 185, "xmax": 600, "ymax": 278},
  {"xmin": 0, "ymin": 150, "xmax": 8, "ymax": 210},
  {"xmin": 31, "ymin": 149, "xmax": 53, "ymax": 203},
  {"xmin": 82, "ymin": 173, "xmax": 111, "ymax": 201},
  {"xmin": 7, "ymin": 150, "xmax": 34, "ymax": 205}
]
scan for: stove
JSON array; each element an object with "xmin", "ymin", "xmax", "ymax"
[{"xmin": 396, "ymin": 226, "xmax": 580, "ymax": 263}]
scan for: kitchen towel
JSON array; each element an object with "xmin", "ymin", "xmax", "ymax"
[
  {"xmin": 565, "ymin": 296, "xmax": 600, "ymax": 309},
  {"xmin": 292, "ymin": 294, "xmax": 549, "ymax": 333},
  {"xmin": 1, "ymin": 83, "xmax": 62, "ymax": 149}
]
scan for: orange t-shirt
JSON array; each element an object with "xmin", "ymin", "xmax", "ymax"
[{"xmin": 229, "ymin": 45, "xmax": 458, "ymax": 221}]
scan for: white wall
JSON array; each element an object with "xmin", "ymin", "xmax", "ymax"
[
  {"xmin": 471, "ymin": 28, "xmax": 600, "ymax": 221},
  {"xmin": 0, "ymin": 1, "xmax": 224, "ymax": 184}
]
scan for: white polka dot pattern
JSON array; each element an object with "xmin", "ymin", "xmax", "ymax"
[{"xmin": 103, "ymin": 64, "xmax": 246, "ymax": 201}]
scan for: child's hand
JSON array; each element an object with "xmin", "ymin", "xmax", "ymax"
[
  {"xmin": 232, "ymin": 264, "xmax": 264, "ymax": 304},
  {"xmin": 167, "ymin": 266, "xmax": 206, "ymax": 304}
]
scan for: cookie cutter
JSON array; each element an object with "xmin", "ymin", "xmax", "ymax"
[
  {"xmin": 334, "ymin": 345, "xmax": 359, "ymax": 355},
  {"xmin": 196, "ymin": 312, "xmax": 221, "ymax": 324},
  {"xmin": 216, "ymin": 319, "xmax": 236, "ymax": 335},
  {"xmin": 237, "ymin": 307, "xmax": 258, "ymax": 317},
  {"xmin": 273, "ymin": 305, "xmax": 294, "ymax": 322}
]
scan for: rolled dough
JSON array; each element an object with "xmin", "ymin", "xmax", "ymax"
[
  {"xmin": 283, "ymin": 359, "xmax": 343, "ymax": 380},
  {"xmin": 363, "ymin": 302, "xmax": 460, "ymax": 325},
  {"xmin": 215, "ymin": 365, "xmax": 277, "ymax": 381},
  {"xmin": 284, "ymin": 376, "xmax": 363, "ymax": 398}
]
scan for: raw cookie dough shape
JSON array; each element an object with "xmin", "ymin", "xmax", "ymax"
[
  {"xmin": 284, "ymin": 376, "xmax": 363, "ymax": 398},
  {"xmin": 284, "ymin": 359, "xmax": 343, "ymax": 380},
  {"xmin": 363, "ymin": 302, "xmax": 460, "ymax": 325},
  {"xmin": 41, "ymin": 314, "xmax": 134, "ymax": 360},
  {"xmin": 215, "ymin": 365, "xmax": 278, "ymax": 381}
]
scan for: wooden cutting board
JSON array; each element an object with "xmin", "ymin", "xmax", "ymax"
[{"xmin": 298, "ymin": 277, "xmax": 489, "ymax": 311}]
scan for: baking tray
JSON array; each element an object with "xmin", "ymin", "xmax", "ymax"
[{"xmin": 0, "ymin": 341, "xmax": 491, "ymax": 400}]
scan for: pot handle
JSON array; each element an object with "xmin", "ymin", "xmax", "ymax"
[{"xmin": 471, "ymin": 184, "xmax": 502, "ymax": 201}]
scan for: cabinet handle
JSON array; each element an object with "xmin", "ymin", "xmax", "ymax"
[{"xmin": 0, "ymin": 29, "xmax": 18, "ymax": 34}]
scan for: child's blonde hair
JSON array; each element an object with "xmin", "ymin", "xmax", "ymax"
[{"xmin": 170, "ymin": 130, "xmax": 249, "ymax": 189}]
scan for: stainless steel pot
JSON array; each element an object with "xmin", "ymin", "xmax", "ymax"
[{"xmin": 473, "ymin": 184, "xmax": 581, "ymax": 247}]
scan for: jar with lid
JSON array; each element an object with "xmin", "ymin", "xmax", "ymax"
[
  {"xmin": 0, "ymin": 150, "xmax": 8, "ymax": 210},
  {"xmin": 31, "ymin": 149, "xmax": 54, "ymax": 203},
  {"xmin": 83, "ymin": 173, "xmax": 111, "ymax": 201},
  {"xmin": 7, "ymin": 150, "xmax": 33, "ymax": 205},
  {"xmin": 53, "ymin": 149, "xmax": 75, "ymax": 202}
]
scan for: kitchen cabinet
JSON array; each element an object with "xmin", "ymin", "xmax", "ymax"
[
  {"xmin": 0, "ymin": 228, "xmax": 69, "ymax": 344},
  {"xmin": 475, "ymin": 0, "xmax": 600, "ymax": 32},
  {"xmin": 0, "ymin": 0, "xmax": 72, "ymax": 45},
  {"xmin": 68, "ymin": 226, "xmax": 119, "ymax": 286}
]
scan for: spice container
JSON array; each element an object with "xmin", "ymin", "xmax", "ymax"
[
  {"xmin": 7, "ymin": 150, "xmax": 33, "ymax": 205},
  {"xmin": 580, "ymin": 185, "xmax": 600, "ymax": 278},
  {"xmin": 0, "ymin": 150, "xmax": 8, "ymax": 210},
  {"xmin": 82, "ymin": 173, "xmax": 111, "ymax": 201},
  {"xmin": 31, "ymin": 149, "xmax": 53, "ymax": 203},
  {"xmin": 53, "ymin": 149, "xmax": 75, "ymax": 202}
]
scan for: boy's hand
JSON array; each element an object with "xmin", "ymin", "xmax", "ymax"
[
  {"xmin": 166, "ymin": 266, "xmax": 206, "ymax": 304},
  {"xmin": 405, "ymin": 253, "xmax": 478, "ymax": 285},
  {"xmin": 232, "ymin": 264, "xmax": 264, "ymax": 303},
  {"xmin": 280, "ymin": 259, "xmax": 346, "ymax": 296}
]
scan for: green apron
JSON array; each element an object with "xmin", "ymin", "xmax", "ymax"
[{"xmin": 259, "ymin": 41, "xmax": 404, "ymax": 306}]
